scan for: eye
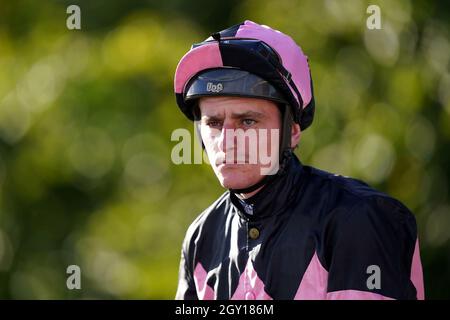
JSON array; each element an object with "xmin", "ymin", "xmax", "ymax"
[
  {"xmin": 206, "ymin": 120, "xmax": 222, "ymax": 128},
  {"xmin": 242, "ymin": 119, "xmax": 256, "ymax": 126}
]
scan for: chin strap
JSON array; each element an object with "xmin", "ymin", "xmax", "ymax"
[{"xmin": 229, "ymin": 174, "xmax": 273, "ymax": 194}]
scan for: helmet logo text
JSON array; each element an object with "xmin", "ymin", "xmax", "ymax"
[{"xmin": 206, "ymin": 82, "xmax": 223, "ymax": 93}]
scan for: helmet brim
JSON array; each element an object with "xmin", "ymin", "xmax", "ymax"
[{"xmin": 184, "ymin": 68, "xmax": 289, "ymax": 105}]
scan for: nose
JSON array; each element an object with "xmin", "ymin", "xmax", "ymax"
[{"xmin": 218, "ymin": 121, "xmax": 236, "ymax": 152}]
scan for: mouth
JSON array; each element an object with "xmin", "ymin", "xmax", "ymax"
[
  {"xmin": 214, "ymin": 153, "xmax": 255, "ymax": 167},
  {"xmin": 216, "ymin": 159, "xmax": 253, "ymax": 168},
  {"xmin": 218, "ymin": 162, "xmax": 242, "ymax": 167}
]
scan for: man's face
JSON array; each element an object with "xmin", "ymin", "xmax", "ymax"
[{"xmin": 198, "ymin": 96, "xmax": 282, "ymax": 191}]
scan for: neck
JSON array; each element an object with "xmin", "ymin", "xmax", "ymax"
[
  {"xmin": 229, "ymin": 155, "xmax": 302, "ymax": 220},
  {"xmin": 231, "ymin": 152, "xmax": 294, "ymax": 200},
  {"xmin": 236, "ymin": 186, "xmax": 264, "ymax": 200}
]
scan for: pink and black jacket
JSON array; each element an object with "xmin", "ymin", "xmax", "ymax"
[{"xmin": 175, "ymin": 155, "xmax": 425, "ymax": 300}]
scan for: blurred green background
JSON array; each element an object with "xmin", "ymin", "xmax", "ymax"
[{"xmin": 0, "ymin": 0, "xmax": 449, "ymax": 299}]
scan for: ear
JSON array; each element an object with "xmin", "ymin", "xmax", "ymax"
[{"xmin": 291, "ymin": 123, "xmax": 301, "ymax": 148}]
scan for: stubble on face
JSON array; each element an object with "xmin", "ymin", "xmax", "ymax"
[{"xmin": 198, "ymin": 96, "xmax": 281, "ymax": 192}]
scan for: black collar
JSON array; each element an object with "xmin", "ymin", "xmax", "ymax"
[{"xmin": 229, "ymin": 154, "xmax": 306, "ymax": 221}]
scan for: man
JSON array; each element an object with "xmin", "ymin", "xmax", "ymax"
[{"xmin": 173, "ymin": 20, "xmax": 424, "ymax": 300}]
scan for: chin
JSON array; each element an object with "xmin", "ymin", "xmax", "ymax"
[{"xmin": 217, "ymin": 171, "xmax": 258, "ymax": 190}]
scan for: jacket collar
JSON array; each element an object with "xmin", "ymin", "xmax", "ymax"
[{"xmin": 229, "ymin": 154, "xmax": 306, "ymax": 221}]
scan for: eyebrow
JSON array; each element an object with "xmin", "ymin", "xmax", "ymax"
[{"xmin": 202, "ymin": 111, "xmax": 266, "ymax": 121}]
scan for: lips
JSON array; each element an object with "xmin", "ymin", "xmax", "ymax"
[
  {"xmin": 217, "ymin": 158, "xmax": 251, "ymax": 166},
  {"xmin": 214, "ymin": 152, "xmax": 253, "ymax": 166}
]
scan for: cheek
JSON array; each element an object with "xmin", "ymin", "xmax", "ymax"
[
  {"xmin": 257, "ymin": 128, "xmax": 280, "ymax": 154},
  {"xmin": 200, "ymin": 127, "xmax": 220, "ymax": 153}
]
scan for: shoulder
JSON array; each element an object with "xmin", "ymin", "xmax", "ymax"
[
  {"xmin": 182, "ymin": 191, "xmax": 231, "ymax": 250},
  {"xmin": 331, "ymin": 194, "xmax": 417, "ymax": 238},
  {"xmin": 299, "ymin": 165, "xmax": 417, "ymax": 239},
  {"xmin": 315, "ymin": 177, "xmax": 419, "ymax": 261},
  {"xmin": 303, "ymin": 165, "xmax": 414, "ymax": 218},
  {"xmin": 303, "ymin": 165, "xmax": 386, "ymax": 200}
]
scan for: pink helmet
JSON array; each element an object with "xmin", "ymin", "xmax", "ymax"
[{"xmin": 174, "ymin": 20, "xmax": 315, "ymax": 130}]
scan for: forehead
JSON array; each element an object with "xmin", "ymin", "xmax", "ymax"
[{"xmin": 198, "ymin": 96, "xmax": 280, "ymax": 117}]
